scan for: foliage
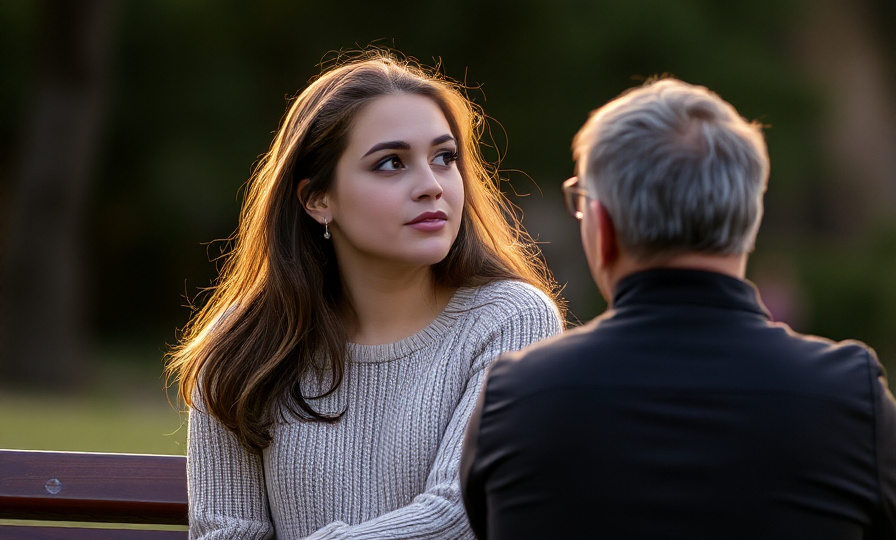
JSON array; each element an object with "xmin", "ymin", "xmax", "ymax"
[{"xmin": 1, "ymin": 0, "xmax": 894, "ymax": 387}]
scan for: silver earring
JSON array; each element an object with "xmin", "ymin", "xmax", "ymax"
[{"xmin": 323, "ymin": 218, "xmax": 331, "ymax": 240}]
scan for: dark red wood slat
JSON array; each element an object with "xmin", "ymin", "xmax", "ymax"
[
  {"xmin": 0, "ymin": 450, "xmax": 187, "ymax": 525},
  {"xmin": 0, "ymin": 524, "xmax": 187, "ymax": 540}
]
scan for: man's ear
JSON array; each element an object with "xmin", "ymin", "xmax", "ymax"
[
  {"xmin": 297, "ymin": 179, "xmax": 329, "ymax": 222},
  {"xmin": 593, "ymin": 200, "xmax": 618, "ymax": 268}
]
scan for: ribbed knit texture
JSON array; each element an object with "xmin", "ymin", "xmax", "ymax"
[{"xmin": 188, "ymin": 279, "xmax": 563, "ymax": 539}]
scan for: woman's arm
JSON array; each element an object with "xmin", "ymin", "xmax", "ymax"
[{"xmin": 188, "ymin": 405, "xmax": 275, "ymax": 539}]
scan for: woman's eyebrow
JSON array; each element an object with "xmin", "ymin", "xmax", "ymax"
[
  {"xmin": 431, "ymin": 134, "xmax": 455, "ymax": 146},
  {"xmin": 362, "ymin": 134, "xmax": 455, "ymax": 158},
  {"xmin": 363, "ymin": 141, "xmax": 410, "ymax": 157}
]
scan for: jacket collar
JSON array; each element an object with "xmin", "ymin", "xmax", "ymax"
[{"xmin": 612, "ymin": 268, "xmax": 771, "ymax": 318}]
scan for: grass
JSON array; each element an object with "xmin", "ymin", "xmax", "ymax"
[
  {"xmin": 0, "ymin": 349, "xmax": 187, "ymax": 455},
  {"xmin": 0, "ymin": 391, "xmax": 186, "ymax": 455}
]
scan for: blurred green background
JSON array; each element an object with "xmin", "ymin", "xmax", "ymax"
[{"xmin": 1, "ymin": 0, "xmax": 895, "ymax": 455}]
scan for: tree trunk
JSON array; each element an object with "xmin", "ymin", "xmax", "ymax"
[
  {"xmin": 792, "ymin": 0, "xmax": 896, "ymax": 234},
  {"xmin": 1, "ymin": 0, "xmax": 115, "ymax": 390}
]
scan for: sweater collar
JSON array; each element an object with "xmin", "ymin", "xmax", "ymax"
[
  {"xmin": 612, "ymin": 268, "xmax": 770, "ymax": 318},
  {"xmin": 346, "ymin": 285, "xmax": 476, "ymax": 363}
]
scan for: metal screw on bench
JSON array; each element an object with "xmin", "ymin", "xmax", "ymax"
[{"xmin": 45, "ymin": 477, "xmax": 62, "ymax": 494}]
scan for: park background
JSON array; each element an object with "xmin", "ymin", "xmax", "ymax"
[{"xmin": 1, "ymin": 0, "xmax": 895, "ymax": 455}]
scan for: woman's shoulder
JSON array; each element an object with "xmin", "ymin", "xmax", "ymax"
[
  {"xmin": 463, "ymin": 279, "xmax": 561, "ymax": 324},
  {"xmin": 448, "ymin": 280, "xmax": 563, "ymax": 364}
]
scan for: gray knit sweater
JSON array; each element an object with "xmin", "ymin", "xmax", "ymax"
[{"xmin": 187, "ymin": 279, "xmax": 563, "ymax": 539}]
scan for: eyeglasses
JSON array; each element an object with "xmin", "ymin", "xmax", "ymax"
[{"xmin": 562, "ymin": 176, "xmax": 593, "ymax": 221}]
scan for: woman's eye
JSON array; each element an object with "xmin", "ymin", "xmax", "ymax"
[
  {"xmin": 432, "ymin": 150, "xmax": 459, "ymax": 167},
  {"xmin": 374, "ymin": 156, "xmax": 404, "ymax": 172}
]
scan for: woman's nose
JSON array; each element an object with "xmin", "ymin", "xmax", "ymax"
[{"xmin": 412, "ymin": 166, "xmax": 443, "ymax": 200}]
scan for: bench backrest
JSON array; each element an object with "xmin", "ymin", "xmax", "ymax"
[{"xmin": 0, "ymin": 449, "xmax": 187, "ymax": 539}]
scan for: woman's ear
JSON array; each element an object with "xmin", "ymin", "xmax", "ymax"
[{"xmin": 297, "ymin": 179, "xmax": 329, "ymax": 223}]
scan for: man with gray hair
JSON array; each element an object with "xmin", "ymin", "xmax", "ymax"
[{"xmin": 460, "ymin": 78, "xmax": 896, "ymax": 539}]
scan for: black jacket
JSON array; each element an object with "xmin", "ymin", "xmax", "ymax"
[{"xmin": 461, "ymin": 269, "xmax": 896, "ymax": 539}]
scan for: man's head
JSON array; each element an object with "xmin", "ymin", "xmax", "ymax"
[{"xmin": 570, "ymin": 78, "xmax": 769, "ymax": 298}]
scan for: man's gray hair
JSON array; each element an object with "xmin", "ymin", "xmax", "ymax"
[{"xmin": 573, "ymin": 78, "xmax": 769, "ymax": 259}]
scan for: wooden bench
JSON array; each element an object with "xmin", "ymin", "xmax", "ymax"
[{"xmin": 0, "ymin": 449, "xmax": 187, "ymax": 539}]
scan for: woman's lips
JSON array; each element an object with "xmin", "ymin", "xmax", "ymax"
[{"xmin": 407, "ymin": 211, "xmax": 448, "ymax": 231}]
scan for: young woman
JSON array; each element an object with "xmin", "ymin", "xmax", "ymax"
[{"xmin": 166, "ymin": 50, "xmax": 564, "ymax": 539}]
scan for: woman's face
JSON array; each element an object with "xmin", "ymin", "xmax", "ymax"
[{"xmin": 323, "ymin": 93, "xmax": 464, "ymax": 272}]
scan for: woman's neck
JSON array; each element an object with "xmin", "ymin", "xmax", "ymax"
[{"xmin": 339, "ymin": 263, "xmax": 455, "ymax": 345}]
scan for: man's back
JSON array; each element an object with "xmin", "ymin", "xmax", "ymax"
[{"xmin": 461, "ymin": 269, "xmax": 896, "ymax": 539}]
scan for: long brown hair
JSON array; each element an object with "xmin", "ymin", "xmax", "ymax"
[{"xmin": 166, "ymin": 49, "xmax": 561, "ymax": 452}]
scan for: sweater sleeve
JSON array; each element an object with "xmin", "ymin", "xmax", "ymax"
[
  {"xmin": 302, "ymin": 295, "xmax": 563, "ymax": 540},
  {"xmin": 187, "ymin": 405, "xmax": 275, "ymax": 539}
]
